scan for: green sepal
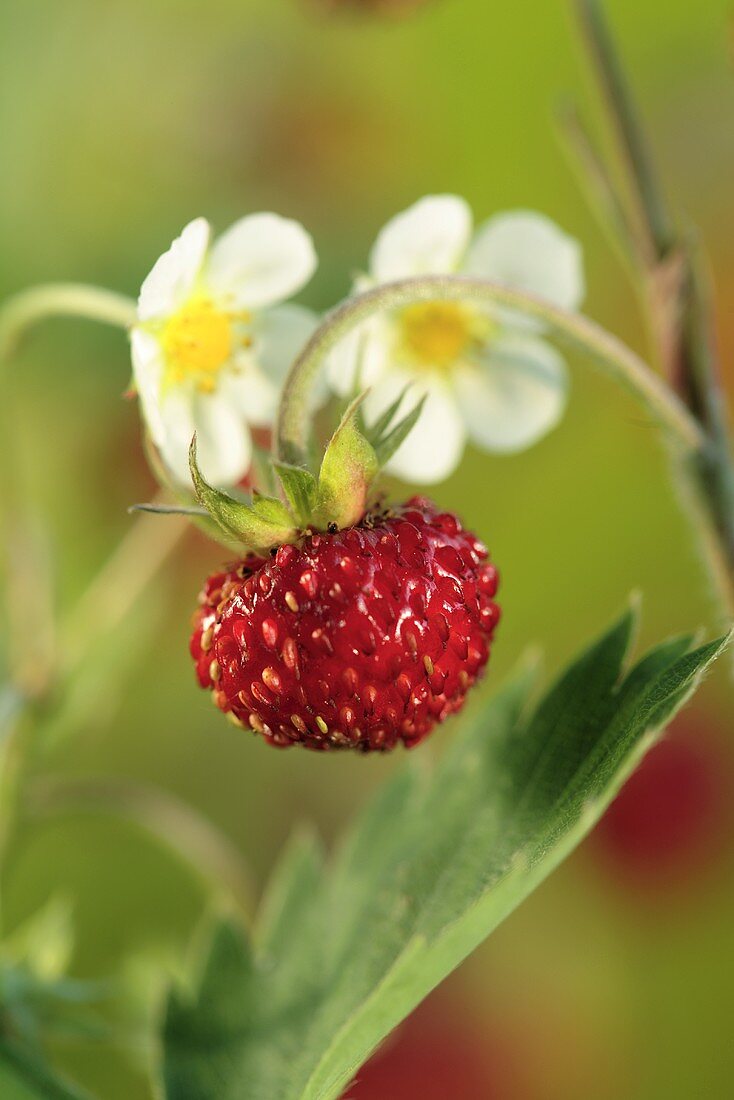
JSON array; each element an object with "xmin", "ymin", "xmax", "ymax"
[
  {"xmin": 189, "ymin": 436, "xmax": 298, "ymax": 553},
  {"xmin": 360, "ymin": 382, "xmax": 428, "ymax": 467},
  {"xmin": 272, "ymin": 462, "xmax": 319, "ymax": 527},
  {"xmin": 372, "ymin": 393, "xmax": 427, "ymax": 467},
  {"xmin": 250, "ymin": 490, "xmax": 297, "ymax": 530},
  {"xmin": 362, "ymin": 383, "xmax": 413, "ymax": 443},
  {"xmin": 128, "ymin": 502, "xmax": 209, "ymax": 517},
  {"xmin": 315, "ymin": 393, "xmax": 379, "ymax": 529}
]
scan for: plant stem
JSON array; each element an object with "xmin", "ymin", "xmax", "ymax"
[
  {"xmin": 58, "ymin": 503, "xmax": 188, "ymax": 677},
  {"xmin": 276, "ymin": 275, "xmax": 703, "ymax": 464},
  {"xmin": 678, "ymin": 259, "xmax": 734, "ymax": 577},
  {"xmin": 0, "ymin": 284, "xmax": 185, "ymax": 913},
  {"xmin": 575, "ymin": 0, "xmax": 674, "ymax": 264},
  {"xmin": 0, "ymin": 283, "xmax": 139, "ymax": 677},
  {"xmin": 276, "ymin": 275, "xmax": 734, "ymax": 616},
  {"xmin": 571, "ymin": 0, "xmax": 734, "ymax": 602},
  {"xmin": 0, "ymin": 283, "xmax": 137, "ymax": 361},
  {"xmin": 28, "ymin": 776, "xmax": 256, "ymax": 919}
]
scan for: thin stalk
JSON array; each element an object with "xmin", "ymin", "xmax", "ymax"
[
  {"xmin": 0, "ymin": 283, "xmax": 139, "ymax": 664},
  {"xmin": 556, "ymin": 99, "xmax": 638, "ymax": 269},
  {"xmin": 28, "ymin": 776, "xmax": 256, "ymax": 919},
  {"xmin": 0, "ymin": 284, "xmax": 186, "ymax": 910},
  {"xmin": 0, "ymin": 283, "xmax": 137, "ymax": 361},
  {"xmin": 575, "ymin": 0, "xmax": 675, "ymax": 263},
  {"xmin": 276, "ymin": 275, "xmax": 703, "ymax": 464},
  {"xmin": 276, "ymin": 275, "xmax": 734, "ymax": 617},
  {"xmin": 678, "ymin": 258, "xmax": 734, "ymax": 567},
  {"xmin": 59, "ymin": 503, "xmax": 188, "ymax": 677},
  {"xmin": 572, "ymin": 0, "xmax": 734, "ymax": 594}
]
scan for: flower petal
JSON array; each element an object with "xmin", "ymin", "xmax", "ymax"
[
  {"xmin": 363, "ymin": 369, "xmax": 466, "ymax": 484},
  {"xmin": 251, "ymin": 304, "xmax": 319, "ymax": 391},
  {"xmin": 153, "ymin": 388, "xmax": 252, "ymax": 489},
  {"xmin": 454, "ymin": 333, "xmax": 568, "ymax": 453},
  {"xmin": 130, "ymin": 328, "xmax": 165, "ymax": 444},
  {"xmin": 206, "ymin": 214, "xmax": 316, "ymax": 310},
  {"xmin": 155, "ymin": 389, "xmax": 198, "ymax": 486},
  {"xmin": 191, "ymin": 392, "xmax": 253, "ymax": 487},
  {"xmin": 370, "ymin": 195, "xmax": 472, "ymax": 282},
  {"xmin": 221, "ymin": 304, "xmax": 320, "ymax": 427},
  {"xmin": 326, "ymin": 315, "xmax": 392, "ymax": 397},
  {"xmin": 137, "ymin": 218, "xmax": 210, "ymax": 322},
  {"xmin": 463, "ymin": 210, "xmax": 585, "ymax": 313}
]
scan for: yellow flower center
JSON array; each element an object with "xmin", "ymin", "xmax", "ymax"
[
  {"xmin": 399, "ymin": 301, "xmax": 478, "ymax": 369},
  {"xmin": 161, "ymin": 296, "xmax": 241, "ymax": 393}
]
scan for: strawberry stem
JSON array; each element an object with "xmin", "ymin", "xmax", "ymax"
[
  {"xmin": 276, "ymin": 274, "xmax": 703, "ymax": 464},
  {"xmin": 276, "ymin": 275, "xmax": 734, "ymax": 615}
]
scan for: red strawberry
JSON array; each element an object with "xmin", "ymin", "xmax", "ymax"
[{"xmin": 190, "ymin": 497, "xmax": 500, "ymax": 752}]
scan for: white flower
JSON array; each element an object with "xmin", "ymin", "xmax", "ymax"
[
  {"xmin": 328, "ymin": 195, "xmax": 585, "ymax": 483},
  {"xmin": 131, "ymin": 215, "xmax": 317, "ymax": 487}
]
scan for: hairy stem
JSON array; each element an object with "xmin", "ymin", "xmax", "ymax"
[
  {"xmin": 572, "ymin": 0, "xmax": 734, "ymax": 600},
  {"xmin": 276, "ymin": 275, "xmax": 703, "ymax": 464},
  {"xmin": 276, "ymin": 275, "xmax": 734, "ymax": 616}
]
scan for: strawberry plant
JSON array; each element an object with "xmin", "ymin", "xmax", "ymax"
[{"xmin": 0, "ymin": 3, "xmax": 731, "ymax": 1097}]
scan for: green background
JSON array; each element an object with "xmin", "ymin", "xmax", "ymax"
[{"xmin": 1, "ymin": 1, "xmax": 733, "ymax": 1096}]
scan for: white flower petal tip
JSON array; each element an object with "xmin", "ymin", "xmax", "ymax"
[
  {"xmin": 369, "ymin": 195, "xmax": 473, "ymax": 282},
  {"xmin": 454, "ymin": 335, "xmax": 569, "ymax": 454},
  {"xmin": 464, "ymin": 210, "xmax": 585, "ymax": 313},
  {"xmin": 137, "ymin": 217, "xmax": 211, "ymax": 323},
  {"xmin": 206, "ymin": 213, "xmax": 317, "ymax": 310}
]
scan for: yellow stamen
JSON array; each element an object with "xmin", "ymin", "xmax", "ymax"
[
  {"xmin": 399, "ymin": 301, "xmax": 487, "ymax": 369},
  {"xmin": 161, "ymin": 295, "xmax": 247, "ymax": 392}
]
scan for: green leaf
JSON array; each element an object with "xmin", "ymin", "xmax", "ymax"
[
  {"xmin": 315, "ymin": 395, "xmax": 378, "ymax": 529},
  {"xmin": 272, "ymin": 462, "xmax": 318, "ymax": 527},
  {"xmin": 162, "ymin": 609, "xmax": 729, "ymax": 1100},
  {"xmin": 163, "ymin": 923, "xmax": 256, "ymax": 1100},
  {"xmin": 189, "ymin": 436, "xmax": 297, "ymax": 552},
  {"xmin": 0, "ymin": 1039, "xmax": 88, "ymax": 1099}
]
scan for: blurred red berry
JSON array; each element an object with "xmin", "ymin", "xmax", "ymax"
[
  {"xmin": 345, "ymin": 992, "xmax": 518, "ymax": 1099},
  {"xmin": 592, "ymin": 713, "xmax": 734, "ymax": 894}
]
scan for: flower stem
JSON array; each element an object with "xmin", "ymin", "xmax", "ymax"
[
  {"xmin": 0, "ymin": 283, "xmax": 182, "ymax": 913},
  {"xmin": 0, "ymin": 283, "xmax": 137, "ymax": 361},
  {"xmin": 276, "ymin": 275, "xmax": 734, "ymax": 617},
  {"xmin": 276, "ymin": 275, "xmax": 703, "ymax": 464}
]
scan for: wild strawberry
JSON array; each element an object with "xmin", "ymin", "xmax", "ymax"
[{"xmin": 190, "ymin": 498, "xmax": 500, "ymax": 751}]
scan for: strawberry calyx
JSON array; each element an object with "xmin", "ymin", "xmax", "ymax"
[{"xmin": 180, "ymin": 387, "xmax": 425, "ymax": 554}]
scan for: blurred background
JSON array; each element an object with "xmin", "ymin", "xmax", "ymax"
[{"xmin": 1, "ymin": 0, "xmax": 733, "ymax": 1096}]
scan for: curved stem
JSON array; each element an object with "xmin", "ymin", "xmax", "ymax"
[
  {"xmin": 0, "ymin": 286, "xmax": 177, "ymax": 902},
  {"xmin": 27, "ymin": 776, "xmax": 256, "ymax": 920},
  {"xmin": 276, "ymin": 275, "xmax": 704, "ymax": 464},
  {"xmin": 0, "ymin": 283, "xmax": 137, "ymax": 362}
]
